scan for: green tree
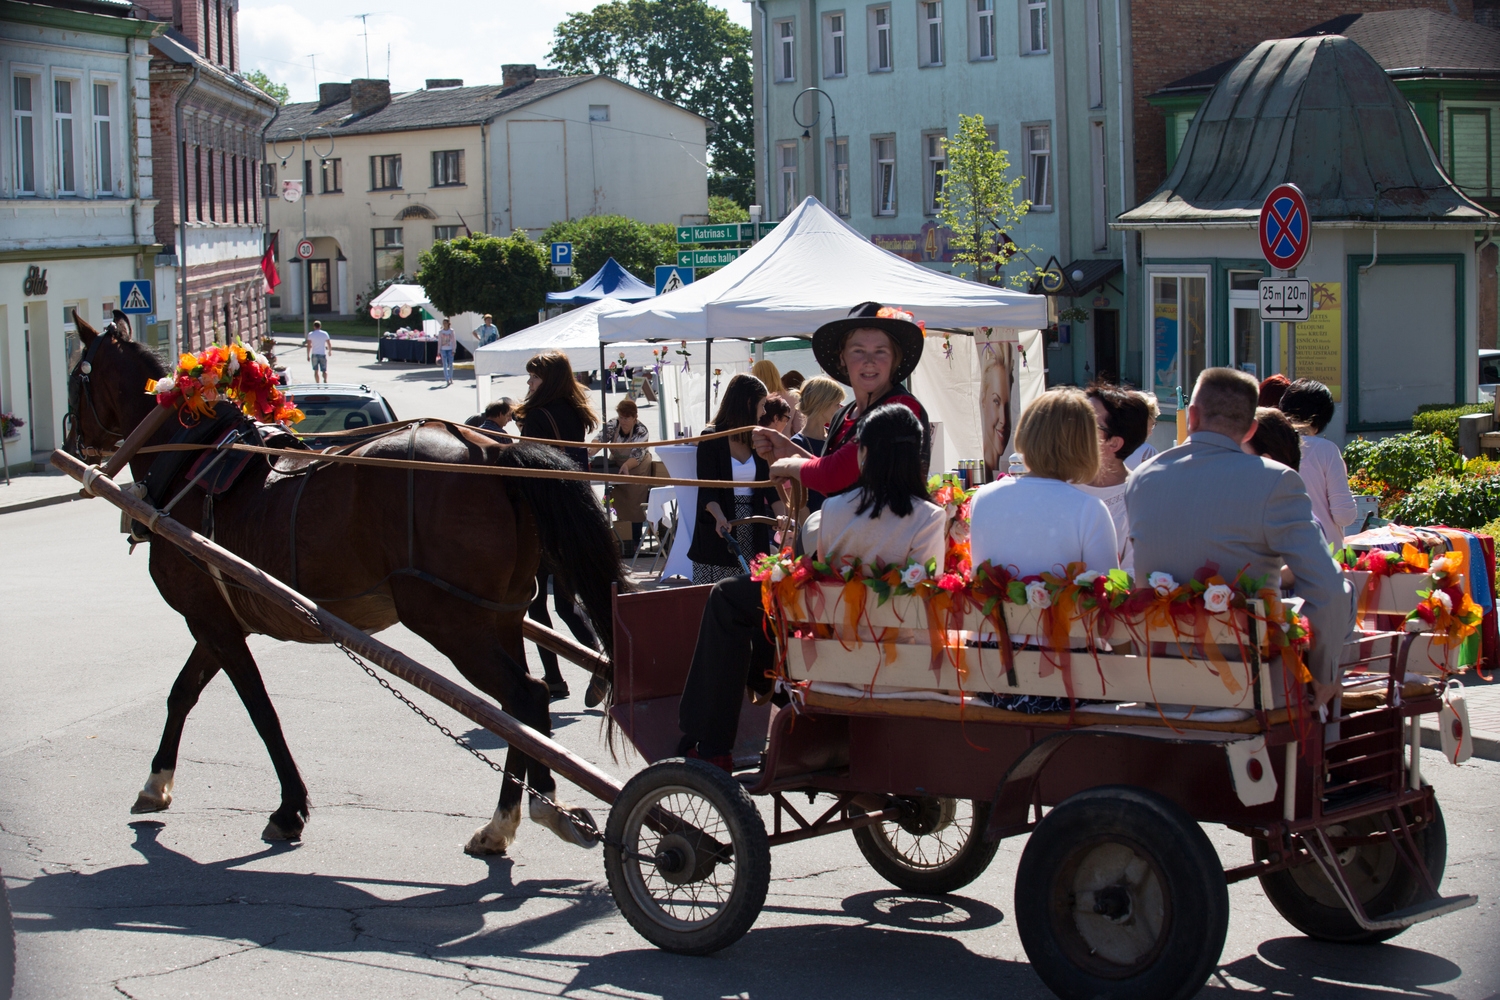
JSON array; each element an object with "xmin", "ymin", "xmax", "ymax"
[
  {"xmin": 244, "ymin": 69, "xmax": 290, "ymax": 105},
  {"xmin": 415, "ymin": 233, "xmax": 549, "ymax": 323},
  {"xmin": 541, "ymin": 215, "xmax": 678, "ymax": 285},
  {"xmin": 935, "ymin": 113, "xmax": 1042, "ymax": 287},
  {"xmin": 708, "ymin": 195, "xmax": 749, "ymax": 223},
  {"xmin": 550, "ymin": 0, "xmax": 753, "ymax": 206}
]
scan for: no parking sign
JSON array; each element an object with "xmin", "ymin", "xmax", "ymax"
[{"xmin": 1259, "ymin": 183, "xmax": 1310, "ymax": 271}]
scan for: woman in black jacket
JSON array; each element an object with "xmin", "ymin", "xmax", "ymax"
[
  {"xmin": 518, "ymin": 351, "xmax": 602, "ymax": 702},
  {"xmin": 688, "ymin": 374, "xmax": 782, "ymax": 584}
]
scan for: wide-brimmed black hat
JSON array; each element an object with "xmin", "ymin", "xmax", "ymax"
[{"xmin": 812, "ymin": 301, "xmax": 926, "ymax": 386}]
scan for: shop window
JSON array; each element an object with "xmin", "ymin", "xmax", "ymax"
[{"xmin": 1150, "ymin": 273, "xmax": 1208, "ymax": 405}]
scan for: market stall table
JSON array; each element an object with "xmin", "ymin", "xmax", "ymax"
[
  {"xmin": 379, "ymin": 337, "xmax": 438, "ymax": 364},
  {"xmin": 654, "ymin": 445, "xmax": 697, "ymax": 581}
]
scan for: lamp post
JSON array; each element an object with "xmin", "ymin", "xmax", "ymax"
[
  {"xmin": 271, "ymin": 126, "xmax": 334, "ymax": 342},
  {"xmin": 793, "ymin": 88, "xmax": 839, "ymax": 212}
]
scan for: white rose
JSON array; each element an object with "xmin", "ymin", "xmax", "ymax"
[
  {"xmin": 1148, "ymin": 572, "xmax": 1178, "ymax": 596},
  {"xmin": 227, "ymin": 353, "xmax": 240, "ymax": 376},
  {"xmin": 1203, "ymin": 584, "xmax": 1233, "ymax": 614},
  {"xmin": 949, "ymin": 520, "xmax": 970, "ymax": 541},
  {"xmin": 1434, "ymin": 590, "xmax": 1453, "ymax": 612},
  {"xmin": 1074, "ymin": 571, "xmax": 1101, "ymax": 587},
  {"xmin": 1025, "ymin": 581, "xmax": 1052, "ymax": 609},
  {"xmin": 769, "ymin": 565, "xmax": 786, "ymax": 583},
  {"xmin": 153, "ymin": 377, "xmax": 175, "ymax": 394},
  {"xmin": 901, "ymin": 563, "xmax": 928, "ymax": 588}
]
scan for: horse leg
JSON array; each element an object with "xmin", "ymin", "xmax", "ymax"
[{"xmin": 131, "ymin": 642, "xmax": 222, "ymax": 814}]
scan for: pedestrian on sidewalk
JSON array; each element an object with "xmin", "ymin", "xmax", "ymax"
[
  {"xmin": 476, "ymin": 313, "xmax": 500, "ymax": 347},
  {"xmin": 437, "ymin": 319, "xmax": 456, "ymax": 386},
  {"xmin": 305, "ymin": 321, "xmax": 332, "ymax": 384}
]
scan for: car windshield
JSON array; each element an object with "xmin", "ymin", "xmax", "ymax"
[{"xmin": 292, "ymin": 395, "xmax": 390, "ymax": 434}]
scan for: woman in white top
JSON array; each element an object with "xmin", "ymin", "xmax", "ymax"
[
  {"xmin": 1074, "ymin": 383, "xmax": 1153, "ymax": 574},
  {"xmin": 970, "ymin": 387, "xmax": 1119, "ymax": 580},
  {"xmin": 1278, "ymin": 379, "xmax": 1356, "ymax": 546}
]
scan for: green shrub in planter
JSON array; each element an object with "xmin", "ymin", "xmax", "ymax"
[
  {"xmin": 1343, "ymin": 432, "xmax": 1463, "ymax": 495},
  {"xmin": 1411, "ymin": 403, "xmax": 1491, "ymax": 445},
  {"xmin": 1384, "ymin": 473, "xmax": 1500, "ymax": 529}
]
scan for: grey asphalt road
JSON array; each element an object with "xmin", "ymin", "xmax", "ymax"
[{"xmin": 5, "ymin": 499, "xmax": 1500, "ymax": 999}]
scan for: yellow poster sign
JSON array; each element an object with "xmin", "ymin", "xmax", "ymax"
[{"xmin": 1294, "ymin": 282, "xmax": 1342, "ymax": 402}]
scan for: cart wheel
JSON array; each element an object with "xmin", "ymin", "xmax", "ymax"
[
  {"xmin": 1256, "ymin": 798, "xmax": 1447, "ymax": 944},
  {"xmin": 852, "ymin": 797, "xmax": 999, "ymax": 894},
  {"xmin": 603, "ymin": 758, "xmax": 770, "ymax": 955},
  {"xmin": 1014, "ymin": 786, "xmax": 1229, "ymax": 1000}
]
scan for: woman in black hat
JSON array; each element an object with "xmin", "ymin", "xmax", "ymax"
[{"xmin": 754, "ymin": 302, "xmax": 931, "ymax": 495}]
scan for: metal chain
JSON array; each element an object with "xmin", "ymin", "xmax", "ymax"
[{"xmin": 289, "ymin": 601, "xmax": 604, "ymax": 845}]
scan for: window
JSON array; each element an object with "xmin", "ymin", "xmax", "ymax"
[
  {"xmin": 1228, "ymin": 271, "xmax": 1264, "ymax": 378},
  {"xmin": 54, "ymin": 79, "xmax": 76, "ymax": 195},
  {"xmin": 92, "ymin": 82, "xmax": 113, "ymax": 195},
  {"xmin": 970, "ymin": 0, "xmax": 995, "ymax": 60},
  {"xmin": 824, "ymin": 13, "xmax": 847, "ymax": 78},
  {"xmin": 434, "ymin": 225, "xmax": 463, "ymax": 241},
  {"xmin": 432, "ymin": 149, "xmax": 464, "ymax": 187},
  {"xmin": 1085, "ymin": 0, "xmax": 1103, "ymax": 108},
  {"xmin": 1022, "ymin": 0, "xmax": 1049, "ymax": 54},
  {"xmin": 1089, "ymin": 120, "xmax": 1107, "ymax": 248},
  {"xmin": 320, "ymin": 157, "xmax": 342, "ymax": 193},
  {"xmin": 873, "ymin": 135, "xmax": 896, "ymax": 216},
  {"xmin": 588, "ymin": 104, "xmax": 610, "ymax": 122},
  {"xmin": 827, "ymin": 136, "xmax": 850, "ymax": 215},
  {"xmin": 371, "ymin": 153, "xmax": 402, "ymax": 190},
  {"xmin": 923, "ymin": 131, "xmax": 946, "ymax": 214},
  {"xmin": 373, "ymin": 227, "xmax": 404, "ymax": 282},
  {"xmin": 13, "ymin": 76, "xmax": 36, "ymax": 194},
  {"xmin": 777, "ymin": 141, "xmax": 798, "ymax": 218},
  {"xmin": 985, "ymin": 123, "xmax": 999, "ymax": 148},
  {"xmin": 920, "ymin": 2, "xmax": 944, "ymax": 66},
  {"xmin": 207, "ymin": 148, "xmax": 216, "ymax": 220},
  {"xmin": 302, "ymin": 158, "xmax": 313, "ymax": 195},
  {"xmin": 1150, "ymin": 274, "xmax": 1208, "ymax": 405},
  {"xmin": 230, "ymin": 153, "xmax": 239, "ymax": 222},
  {"xmin": 775, "ymin": 19, "xmax": 796, "ymax": 82},
  {"xmin": 869, "ymin": 6, "xmax": 892, "ymax": 72},
  {"xmin": 1024, "ymin": 124, "xmax": 1051, "ymax": 210},
  {"xmin": 1448, "ymin": 107, "xmax": 1495, "ymax": 199},
  {"xmin": 193, "ymin": 144, "xmax": 203, "ymax": 220}
]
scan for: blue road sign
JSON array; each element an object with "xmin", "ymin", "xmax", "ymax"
[
  {"xmin": 550, "ymin": 242, "xmax": 574, "ymax": 266},
  {"xmin": 655, "ymin": 265, "xmax": 694, "ymax": 295},
  {"xmin": 119, "ymin": 279, "xmax": 153, "ymax": 314}
]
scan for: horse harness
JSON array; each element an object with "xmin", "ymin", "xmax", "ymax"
[{"xmin": 65, "ymin": 330, "xmax": 131, "ymax": 459}]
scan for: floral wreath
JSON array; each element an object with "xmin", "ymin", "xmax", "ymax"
[{"xmin": 147, "ymin": 343, "xmax": 303, "ymax": 425}]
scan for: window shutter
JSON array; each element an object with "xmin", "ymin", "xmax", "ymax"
[{"xmin": 1450, "ymin": 109, "xmax": 1492, "ymax": 195}]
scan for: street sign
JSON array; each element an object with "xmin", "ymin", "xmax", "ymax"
[
  {"xmin": 655, "ymin": 265, "xmax": 694, "ymax": 295},
  {"xmin": 1258, "ymin": 278, "xmax": 1312, "ymax": 322},
  {"xmin": 757, "ymin": 221, "xmax": 778, "ymax": 237},
  {"xmin": 550, "ymin": 242, "xmax": 573, "ymax": 266},
  {"xmin": 552, "ymin": 265, "xmax": 574, "ymax": 278},
  {"xmin": 1259, "ymin": 183, "xmax": 1310, "ymax": 271},
  {"xmin": 296, "ymin": 238, "xmax": 315, "ymax": 259},
  {"xmin": 678, "ymin": 248, "xmax": 741, "ymax": 268},
  {"xmin": 280, "ymin": 179, "xmax": 303, "ymax": 203},
  {"xmin": 118, "ymin": 279, "xmax": 153, "ymax": 314},
  {"xmin": 677, "ymin": 223, "xmax": 746, "ymax": 244}
]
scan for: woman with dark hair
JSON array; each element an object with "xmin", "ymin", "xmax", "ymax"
[
  {"xmin": 1278, "ymin": 378, "xmax": 1355, "ymax": 545},
  {"xmin": 687, "ymin": 374, "xmax": 783, "ymax": 584},
  {"xmin": 677, "ymin": 404, "xmax": 946, "ymax": 770},
  {"xmin": 1077, "ymin": 382, "xmax": 1152, "ymax": 573},
  {"xmin": 518, "ymin": 350, "xmax": 603, "ymax": 701},
  {"xmin": 1245, "ymin": 407, "xmax": 1302, "ymax": 471}
]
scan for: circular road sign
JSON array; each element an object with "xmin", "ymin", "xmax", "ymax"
[
  {"xmin": 296, "ymin": 239, "xmax": 315, "ymax": 260},
  {"xmin": 1259, "ymin": 183, "xmax": 1310, "ymax": 271}
]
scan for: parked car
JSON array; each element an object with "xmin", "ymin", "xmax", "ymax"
[
  {"xmin": 1480, "ymin": 349, "xmax": 1500, "ymax": 401},
  {"xmin": 285, "ymin": 383, "xmax": 398, "ymax": 447}
]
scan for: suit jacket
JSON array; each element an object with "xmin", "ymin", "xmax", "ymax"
[
  {"xmin": 1124, "ymin": 431, "xmax": 1355, "ymax": 684},
  {"xmin": 687, "ymin": 436, "xmax": 776, "ymax": 567}
]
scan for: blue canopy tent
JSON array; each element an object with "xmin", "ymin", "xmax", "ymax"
[{"xmin": 546, "ymin": 257, "xmax": 656, "ymax": 306}]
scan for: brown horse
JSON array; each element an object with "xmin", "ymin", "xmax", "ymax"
[{"xmin": 63, "ymin": 314, "xmax": 626, "ymax": 854}]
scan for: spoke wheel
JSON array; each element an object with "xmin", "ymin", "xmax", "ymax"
[
  {"xmin": 853, "ymin": 797, "xmax": 999, "ymax": 894},
  {"xmin": 603, "ymin": 759, "xmax": 769, "ymax": 955}
]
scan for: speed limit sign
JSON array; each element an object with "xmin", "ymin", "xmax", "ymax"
[{"xmin": 296, "ymin": 239, "xmax": 315, "ymax": 259}]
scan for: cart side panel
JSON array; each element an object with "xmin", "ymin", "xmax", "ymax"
[{"xmin": 845, "ymin": 717, "xmax": 1035, "ymax": 801}]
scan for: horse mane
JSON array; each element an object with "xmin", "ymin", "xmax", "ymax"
[{"xmin": 111, "ymin": 333, "xmax": 168, "ymax": 378}]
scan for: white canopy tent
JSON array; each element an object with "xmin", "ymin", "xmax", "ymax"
[{"xmin": 368, "ymin": 283, "xmax": 485, "ymax": 351}]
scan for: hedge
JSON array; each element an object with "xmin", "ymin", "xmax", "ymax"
[
  {"xmin": 1383, "ymin": 474, "xmax": 1500, "ymax": 530},
  {"xmin": 1411, "ymin": 403, "xmax": 1491, "ymax": 445},
  {"xmin": 1343, "ymin": 432, "xmax": 1463, "ymax": 496}
]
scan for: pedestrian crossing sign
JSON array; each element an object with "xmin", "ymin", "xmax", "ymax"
[
  {"xmin": 654, "ymin": 265, "xmax": 694, "ymax": 295},
  {"xmin": 119, "ymin": 280, "xmax": 153, "ymax": 314}
]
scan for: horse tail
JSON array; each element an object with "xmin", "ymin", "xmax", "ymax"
[{"xmin": 496, "ymin": 443, "xmax": 628, "ymax": 657}]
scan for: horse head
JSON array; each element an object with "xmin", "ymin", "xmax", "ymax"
[{"xmin": 64, "ymin": 308, "xmax": 165, "ymax": 460}]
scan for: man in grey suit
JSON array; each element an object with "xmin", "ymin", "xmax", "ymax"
[{"xmin": 1126, "ymin": 367, "xmax": 1354, "ymax": 708}]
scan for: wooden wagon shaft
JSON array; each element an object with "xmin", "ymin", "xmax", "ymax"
[
  {"xmin": 52, "ymin": 448, "xmax": 625, "ymax": 805},
  {"xmin": 522, "ymin": 619, "xmax": 611, "ymax": 675}
]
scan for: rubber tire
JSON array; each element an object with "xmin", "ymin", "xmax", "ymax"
[
  {"xmin": 853, "ymin": 798, "xmax": 1000, "ymax": 894},
  {"xmin": 603, "ymin": 758, "xmax": 770, "ymax": 955},
  {"xmin": 1257, "ymin": 798, "xmax": 1448, "ymax": 945},
  {"xmin": 1014, "ymin": 786, "xmax": 1230, "ymax": 1000}
]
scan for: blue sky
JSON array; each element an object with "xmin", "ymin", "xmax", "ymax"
[{"xmin": 240, "ymin": 0, "xmax": 752, "ymax": 104}]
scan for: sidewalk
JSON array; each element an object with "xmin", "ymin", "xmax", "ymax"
[
  {"xmin": 1421, "ymin": 675, "xmax": 1500, "ymax": 761},
  {"xmin": 0, "ymin": 466, "xmax": 89, "ymax": 515}
]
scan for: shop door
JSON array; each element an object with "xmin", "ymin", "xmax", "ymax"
[
  {"xmin": 24, "ymin": 303, "xmax": 53, "ymax": 453},
  {"xmin": 309, "ymin": 259, "xmax": 332, "ymax": 313},
  {"xmin": 1093, "ymin": 309, "xmax": 1119, "ymax": 384},
  {"xmin": 1228, "ymin": 271, "xmax": 1264, "ymax": 378}
]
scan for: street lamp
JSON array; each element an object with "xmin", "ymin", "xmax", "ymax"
[
  {"xmin": 271, "ymin": 125, "xmax": 335, "ymax": 342},
  {"xmin": 792, "ymin": 88, "xmax": 838, "ymax": 211}
]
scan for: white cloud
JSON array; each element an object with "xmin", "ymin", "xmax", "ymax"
[{"xmin": 239, "ymin": 0, "xmax": 752, "ymax": 104}]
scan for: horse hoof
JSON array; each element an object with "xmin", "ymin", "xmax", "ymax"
[
  {"xmin": 529, "ymin": 796, "xmax": 600, "ymax": 849},
  {"xmin": 130, "ymin": 769, "xmax": 174, "ymax": 814},
  {"xmin": 261, "ymin": 819, "xmax": 303, "ymax": 842},
  {"xmin": 465, "ymin": 804, "xmax": 521, "ymax": 856}
]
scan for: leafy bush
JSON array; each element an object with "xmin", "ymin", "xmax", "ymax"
[
  {"xmin": 1411, "ymin": 403, "xmax": 1491, "ymax": 445},
  {"xmin": 1478, "ymin": 516, "xmax": 1500, "ymax": 540},
  {"xmin": 1384, "ymin": 474, "xmax": 1500, "ymax": 530},
  {"xmin": 1463, "ymin": 456, "xmax": 1500, "ymax": 478},
  {"xmin": 414, "ymin": 232, "xmax": 550, "ymax": 323},
  {"xmin": 540, "ymin": 215, "xmax": 677, "ymax": 287},
  {"xmin": 1343, "ymin": 432, "xmax": 1462, "ymax": 497}
]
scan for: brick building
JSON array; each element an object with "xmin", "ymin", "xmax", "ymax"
[{"xmin": 138, "ymin": 0, "xmax": 277, "ymax": 353}]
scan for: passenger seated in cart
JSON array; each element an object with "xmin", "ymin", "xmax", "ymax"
[
  {"xmin": 1125, "ymin": 367, "xmax": 1356, "ymax": 709},
  {"xmin": 755, "ymin": 301, "xmax": 931, "ymax": 497},
  {"xmin": 678, "ymin": 404, "xmax": 945, "ymax": 771}
]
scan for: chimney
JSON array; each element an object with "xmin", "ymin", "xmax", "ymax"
[
  {"xmin": 349, "ymin": 78, "xmax": 392, "ymax": 116},
  {"xmin": 318, "ymin": 82, "xmax": 351, "ymax": 107},
  {"xmin": 426, "ymin": 78, "xmax": 463, "ymax": 90},
  {"xmin": 501, "ymin": 64, "xmax": 537, "ymax": 89}
]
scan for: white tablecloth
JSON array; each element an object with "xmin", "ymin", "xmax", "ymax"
[
  {"xmin": 655, "ymin": 444, "xmax": 698, "ymax": 581},
  {"xmin": 646, "ymin": 486, "xmax": 676, "ymax": 526}
]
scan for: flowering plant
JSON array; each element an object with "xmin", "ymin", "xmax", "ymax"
[
  {"xmin": 675, "ymin": 339, "xmax": 691, "ymax": 371},
  {"xmin": 0, "ymin": 411, "xmax": 24, "ymax": 439},
  {"xmin": 146, "ymin": 343, "xmax": 303, "ymax": 425},
  {"xmin": 1335, "ymin": 543, "xmax": 1430, "ymax": 576},
  {"xmin": 1408, "ymin": 549, "xmax": 1482, "ymax": 646}
]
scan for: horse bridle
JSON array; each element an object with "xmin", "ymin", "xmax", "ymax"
[{"xmin": 65, "ymin": 330, "xmax": 129, "ymax": 460}]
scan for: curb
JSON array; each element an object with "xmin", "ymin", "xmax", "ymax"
[
  {"xmin": 1420, "ymin": 720, "xmax": 1500, "ymax": 762},
  {"xmin": 0, "ymin": 490, "xmax": 84, "ymax": 516}
]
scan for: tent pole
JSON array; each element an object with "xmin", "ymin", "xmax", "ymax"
[
  {"xmin": 705, "ymin": 338, "xmax": 713, "ymax": 424},
  {"xmin": 599, "ymin": 342, "xmax": 608, "ymax": 421}
]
